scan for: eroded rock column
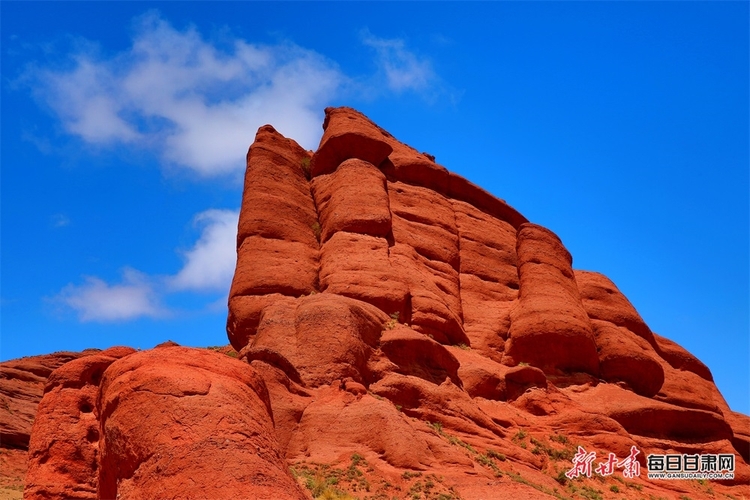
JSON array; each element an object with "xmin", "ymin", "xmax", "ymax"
[
  {"xmin": 312, "ymin": 158, "xmax": 409, "ymax": 318},
  {"xmin": 227, "ymin": 125, "xmax": 319, "ymax": 351},
  {"xmin": 505, "ymin": 223, "xmax": 599, "ymax": 374}
]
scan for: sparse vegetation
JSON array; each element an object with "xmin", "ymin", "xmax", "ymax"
[
  {"xmin": 512, "ymin": 428, "xmax": 529, "ymax": 449},
  {"xmin": 427, "ymin": 422, "xmax": 507, "ymax": 479},
  {"xmin": 508, "ymin": 471, "xmax": 568, "ymax": 500},
  {"xmin": 300, "ymin": 157, "xmax": 311, "ymax": 179},
  {"xmin": 625, "ymin": 481, "xmax": 643, "ymax": 491},
  {"xmin": 476, "ymin": 453, "xmax": 503, "ymax": 477},
  {"xmin": 530, "ymin": 437, "xmax": 544, "ymax": 455},
  {"xmin": 578, "ymin": 485, "xmax": 603, "ymax": 500},
  {"xmin": 399, "ymin": 473, "xmax": 460, "ymax": 500},
  {"xmin": 529, "ymin": 437, "xmax": 574, "ymax": 461},
  {"xmin": 486, "ymin": 449, "xmax": 506, "ymax": 461},
  {"xmin": 369, "ymin": 391, "xmax": 384, "ymax": 401},
  {"xmin": 457, "ymin": 343, "xmax": 470, "ymax": 350},
  {"xmin": 311, "ymin": 221, "xmax": 322, "ymax": 242},
  {"xmin": 291, "ymin": 454, "xmax": 376, "ymax": 499},
  {"xmin": 555, "ymin": 470, "xmax": 568, "ymax": 485},
  {"xmin": 206, "ymin": 346, "xmax": 239, "ymax": 358},
  {"xmin": 550, "ymin": 434, "xmax": 569, "ymax": 445},
  {"xmin": 385, "ymin": 312, "xmax": 400, "ymax": 330},
  {"xmin": 350, "ymin": 453, "xmax": 364, "ymax": 467},
  {"xmin": 609, "ymin": 485, "xmax": 620, "ymax": 493},
  {"xmin": 290, "ymin": 465, "xmax": 349, "ymax": 499},
  {"xmin": 428, "ymin": 422, "xmax": 472, "ymax": 452}
]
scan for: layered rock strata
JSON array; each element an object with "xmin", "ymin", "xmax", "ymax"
[
  {"xmin": 15, "ymin": 107, "xmax": 749, "ymax": 500},
  {"xmin": 223, "ymin": 107, "xmax": 748, "ymax": 498}
]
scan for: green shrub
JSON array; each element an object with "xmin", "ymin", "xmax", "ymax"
[
  {"xmin": 555, "ymin": 470, "xmax": 568, "ymax": 485},
  {"xmin": 300, "ymin": 157, "xmax": 311, "ymax": 179},
  {"xmin": 550, "ymin": 434, "xmax": 569, "ymax": 445},
  {"xmin": 385, "ymin": 312, "xmax": 399, "ymax": 330},
  {"xmin": 514, "ymin": 429, "xmax": 528, "ymax": 440},
  {"xmin": 487, "ymin": 449, "xmax": 506, "ymax": 461},
  {"xmin": 311, "ymin": 222, "xmax": 322, "ymax": 242}
]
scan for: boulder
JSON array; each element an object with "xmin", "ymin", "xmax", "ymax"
[
  {"xmin": 576, "ymin": 270, "xmax": 656, "ymax": 346},
  {"xmin": 97, "ymin": 347, "xmax": 305, "ymax": 500},
  {"xmin": 251, "ymin": 294, "xmax": 387, "ymax": 387}
]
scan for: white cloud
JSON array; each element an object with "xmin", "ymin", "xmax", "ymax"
[
  {"xmin": 28, "ymin": 12, "xmax": 344, "ymax": 176},
  {"xmin": 25, "ymin": 14, "xmax": 452, "ymax": 175},
  {"xmin": 361, "ymin": 30, "xmax": 436, "ymax": 93},
  {"xmin": 56, "ymin": 268, "xmax": 165, "ymax": 322},
  {"xmin": 32, "ymin": 18, "xmax": 451, "ymax": 323},
  {"xmin": 36, "ymin": 56, "xmax": 141, "ymax": 144},
  {"xmin": 169, "ymin": 209, "xmax": 238, "ymax": 292},
  {"xmin": 53, "ymin": 208, "xmax": 238, "ymax": 322}
]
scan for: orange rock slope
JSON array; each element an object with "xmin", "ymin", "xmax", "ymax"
[{"xmin": 10, "ymin": 107, "xmax": 750, "ymax": 499}]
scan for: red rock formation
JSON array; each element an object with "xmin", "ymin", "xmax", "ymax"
[
  {"xmin": 311, "ymin": 107, "xmax": 393, "ymax": 177},
  {"xmin": 227, "ymin": 124, "xmax": 318, "ymax": 350},
  {"xmin": 25, "ymin": 347, "xmax": 135, "ymax": 500},
  {"xmin": 223, "ymin": 107, "xmax": 748, "ymax": 499},
  {"xmin": 1, "ymin": 351, "xmax": 93, "ymax": 498},
  {"xmin": 97, "ymin": 346, "xmax": 304, "ymax": 500},
  {"xmin": 14, "ymin": 107, "xmax": 749, "ymax": 499},
  {"xmin": 1, "ymin": 352, "xmax": 90, "ymax": 450},
  {"xmin": 504, "ymin": 223, "xmax": 599, "ymax": 375}
]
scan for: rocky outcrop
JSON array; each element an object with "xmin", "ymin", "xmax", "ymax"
[
  {"xmin": 1, "ymin": 351, "xmax": 90, "ymax": 450},
  {"xmin": 223, "ymin": 107, "xmax": 748, "ymax": 499},
  {"xmin": 504, "ymin": 224, "xmax": 599, "ymax": 375},
  {"xmin": 25, "ymin": 347, "xmax": 135, "ymax": 500},
  {"xmin": 1, "ymin": 351, "xmax": 96, "ymax": 499},
  {"xmin": 97, "ymin": 346, "xmax": 304, "ymax": 500},
  {"xmin": 22, "ymin": 345, "xmax": 305, "ymax": 500},
  {"xmin": 12, "ymin": 107, "xmax": 749, "ymax": 499}
]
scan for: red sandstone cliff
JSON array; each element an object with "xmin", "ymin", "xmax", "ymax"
[{"xmin": 3, "ymin": 107, "xmax": 748, "ymax": 500}]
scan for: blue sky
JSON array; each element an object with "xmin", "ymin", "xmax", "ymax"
[{"xmin": 1, "ymin": 2, "xmax": 747, "ymax": 414}]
